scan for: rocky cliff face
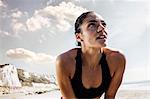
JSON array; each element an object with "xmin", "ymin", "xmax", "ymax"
[
  {"xmin": 0, "ymin": 64, "xmax": 51, "ymax": 87},
  {"xmin": 0, "ymin": 64, "xmax": 57, "ymax": 95},
  {"xmin": 0, "ymin": 64, "xmax": 21, "ymax": 87},
  {"xmin": 17, "ymin": 68, "xmax": 51, "ymax": 86}
]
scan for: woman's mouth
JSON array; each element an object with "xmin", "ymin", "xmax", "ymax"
[{"xmin": 96, "ymin": 35, "xmax": 106, "ymax": 40}]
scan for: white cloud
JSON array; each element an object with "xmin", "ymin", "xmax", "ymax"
[
  {"xmin": 26, "ymin": 15, "xmax": 50, "ymax": 31},
  {"xmin": 56, "ymin": 20, "xmax": 71, "ymax": 32},
  {"xmin": 11, "ymin": 19, "xmax": 27, "ymax": 35},
  {"xmin": 6, "ymin": 48, "xmax": 56, "ymax": 64},
  {"xmin": 9, "ymin": 9, "xmax": 28, "ymax": 35},
  {"xmin": 0, "ymin": 30, "xmax": 11, "ymax": 36},
  {"xmin": 0, "ymin": 0, "xmax": 6, "ymax": 8},
  {"xmin": 1, "ymin": 1, "xmax": 87, "ymax": 39},
  {"xmin": 39, "ymin": 34, "xmax": 47, "ymax": 43},
  {"xmin": 0, "ymin": 6, "xmax": 28, "ymax": 37},
  {"xmin": 11, "ymin": 10, "xmax": 23, "ymax": 18},
  {"xmin": 26, "ymin": 2, "xmax": 87, "ymax": 32}
]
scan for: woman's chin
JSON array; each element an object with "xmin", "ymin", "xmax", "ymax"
[
  {"xmin": 102, "ymin": 43, "xmax": 107, "ymax": 47},
  {"xmin": 94, "ymin": 44, "xmax": 106, "ymax": 48},
  {"xmin": 98, "ymin": 43, "xmax": 107, "ymax": 48}
]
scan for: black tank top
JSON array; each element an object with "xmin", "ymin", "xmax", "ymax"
[{"xmin": 70, "ymin": 48, "xmax": 112, "ymax": 98}]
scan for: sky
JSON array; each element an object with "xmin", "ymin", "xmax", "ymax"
[{"xmin": 0, "ymin": 0, "xmax": 150, "ymax": 83}]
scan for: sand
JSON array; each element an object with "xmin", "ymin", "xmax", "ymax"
[
  {"xmin": 0, "ymin": 89, "xmax": 150, "ymax": 99},
  {"xmin": 116, "ymin": 90, "xmax": 150, "ymax": 99},
  {"xmin": 0, "ymin": 83, "xmax": 150, "ymax": 99}
]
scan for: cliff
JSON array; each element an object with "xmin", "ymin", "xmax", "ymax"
[{"xmin": 0, "ymin": 64, "xmax": 21, "ymax": 87}]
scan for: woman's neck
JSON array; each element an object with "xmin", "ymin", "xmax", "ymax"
[{"xmin": 81, "ymin": 47, "xmax": 103, "ymax": 70}]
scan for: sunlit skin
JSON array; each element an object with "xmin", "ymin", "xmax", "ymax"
[{"xmin": 56, "ymin": 12, "xmax": 126, "ymax": 99}]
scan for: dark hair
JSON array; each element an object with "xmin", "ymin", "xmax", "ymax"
[{"xmin": 74, "ymin": 11, "xmax": 94, "ymax": 46}]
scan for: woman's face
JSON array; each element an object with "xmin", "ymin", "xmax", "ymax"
[{"xmin": 78, "ymin": 12, "xmax": 108, "ymax": 48}]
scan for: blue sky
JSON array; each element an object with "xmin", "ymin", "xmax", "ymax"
[{"xmin": 0, "ymin": 0, "xmax": 150, "ymax": 83}]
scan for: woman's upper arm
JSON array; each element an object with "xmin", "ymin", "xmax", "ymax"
[
  {"xmin": 55, "ymin": 55, "xmax": 76, "ymax": 99},
  {"xmin": 105, "ymin": 52, "xmax": 126, "ymax": 98}
]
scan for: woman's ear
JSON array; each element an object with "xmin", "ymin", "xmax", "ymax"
[{"xmin": 75, "ymin": 33, "xmax": 83, "ymax": 42}]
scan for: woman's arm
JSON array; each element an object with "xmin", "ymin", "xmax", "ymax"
[
  {"xmin": 105, "ymin": 52, "xmax": 126, "ymax": 99},
  {"xmin": 56, "ymin": 55, "xmax": 76, "ymax": 99}
]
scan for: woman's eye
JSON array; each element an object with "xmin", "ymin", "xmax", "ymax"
[
  {"xmin": 101, "ymin": 22, "xmax": 106, "ymax": 27},
  {"xmin": 88, "ymin": 23, "xmax": 97, "ymax": 28}
]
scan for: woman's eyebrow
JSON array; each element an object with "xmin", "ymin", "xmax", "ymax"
[
  {"xmin": 88, "ymin": 20, "xmax": 106, "ymax": 24},
  {"xmin": 101, "ymin": 20, "xmax": 106, "ymax": 24},
  {"xmin": 89, "ymin": 20, "xmax": 97, "ymax": 23}
]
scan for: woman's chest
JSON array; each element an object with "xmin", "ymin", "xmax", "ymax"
[{"xmin": 82, "ymin": 65, "xmax": 102, "ymax": 89}]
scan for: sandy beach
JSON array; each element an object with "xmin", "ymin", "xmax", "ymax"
[
  {"xmin": 0, "ymin": 89, "xmax": 150, "ymax": 99},
  {"xmin": 116, "ymin": 90, "xmax": 150, "ymax": 99},
  {"xmin": 0, "ymin": 82, "xmax": 150, "ymax": 99}
]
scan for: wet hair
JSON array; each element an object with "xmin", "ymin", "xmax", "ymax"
[{"xmin": 74, "ymin": 11, "xmax": 94, "ymax": 46}]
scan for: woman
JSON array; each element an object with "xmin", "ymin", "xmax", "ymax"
[{"xmin": 56, "ymin": 11, "xmax": 126, "ymax": 99}]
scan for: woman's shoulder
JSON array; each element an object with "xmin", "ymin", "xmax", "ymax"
[
  {"xmin": 55, "ymin": 48, "xmax": 78, "ymax": 74},
  {"xmin": 103, "ymin": 47, "xmax": 125, "ymax": 59},
  {"xmin": 103, "ymin": 47, "xmax": 126, "ymax": 70},
  {"xmin": 56, "ymin": 48, "xmax": 78, "ymax": 62}
]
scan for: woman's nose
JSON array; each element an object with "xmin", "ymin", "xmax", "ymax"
[
  {"xmin": 96, "ymin": 25, "xmax": 107, "ymax": 35},
  {"xmin": 96, "ymin": 25, "xmax": 104, "ymax": 33}
]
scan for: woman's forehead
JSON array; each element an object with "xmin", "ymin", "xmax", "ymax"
[{"xmin": 83, "ymin": 12, "xmax": 104, "ymax": 23}]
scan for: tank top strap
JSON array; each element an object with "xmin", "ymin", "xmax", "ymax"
[
  {"xmin": 100, "ymin": 52, "xmax": 111, "ymax": 88},
  {"xmin": 74, "ymin": 48, "xmax": 82, "ymax": 79}
]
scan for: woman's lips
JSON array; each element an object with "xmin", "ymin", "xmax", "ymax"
[{"xmin": 96, "ymin": 35, "xmax": 107, "ymax": 40}]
